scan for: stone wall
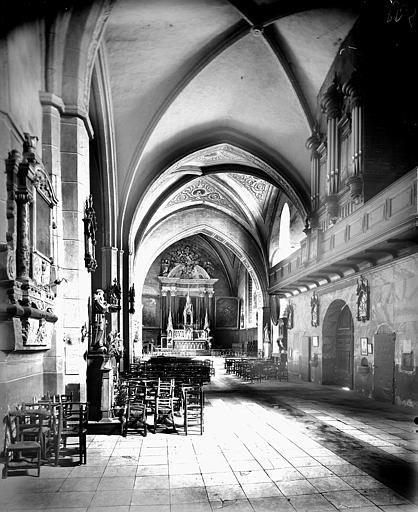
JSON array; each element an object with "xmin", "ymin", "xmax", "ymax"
[{"xmin": 286, "ymin": 254, "xmax": 418, "ymax": 407}]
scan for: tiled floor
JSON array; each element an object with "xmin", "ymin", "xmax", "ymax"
[{"xmin": 1, "ymin": 358, "xmax": 417, "ymax": 511}]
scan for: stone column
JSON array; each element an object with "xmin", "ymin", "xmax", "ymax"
[
  {"xmin": 321, "ymin": 78, "xmax": 342, "ymax": 223},
  {"xmin": 40, "ymin": 92, "xmax": 66, "ymax": 394},
  {"xmin": 161, "ymin": 290, "xmax": 167, "ymax": 331},
  {"xmin": 61, "ymin": 113, "xmax": 92, "ymax": 402}
]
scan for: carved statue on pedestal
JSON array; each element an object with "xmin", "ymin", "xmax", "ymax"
[
  {"xmin": 91, "ymin": 289, "xmax": 119, "ymax": 352},
  {"xmin": 183, "ymin": 293, "xmax": 193, "ymax": 327}
]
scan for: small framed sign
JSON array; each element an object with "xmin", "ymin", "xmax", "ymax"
[
  {"xmin": 360, "ymin": 337, "xmax": 368, "ymax": 356},
  {"xmin": 312, "ymin": 336, "xmax": 319, "ymax": 347},
  {"xmin": 367, "ymin": 342, "xmax": 373, "ymax": 355}
]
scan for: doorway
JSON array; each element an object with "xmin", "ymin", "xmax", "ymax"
[
  {"xmin": 373, "ymin": 325, "xmax": 395, "ymax": 403},
  {"xmin": 323, "ymin": 300, "xmax": 354, "ymax": 387},
  {"xmin": 335, "ymin": 305, "xmax": 354, "ymax": 388}
]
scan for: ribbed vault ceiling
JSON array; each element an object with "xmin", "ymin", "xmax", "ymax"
[{"xmin": 99, "ymin": 0, "xmax": 360, "ymax": 277}]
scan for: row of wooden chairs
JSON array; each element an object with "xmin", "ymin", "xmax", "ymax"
[
  {"xmin": 225, "ymin": 357, "xmax": 288, "ymax": 382},
  {"xmin": 2, "ymin": 396, "xmax": 88, "ymax": 478},
  {"xmin": 121, "ymin": 377, "xmax": 204, "ymax": 437}
]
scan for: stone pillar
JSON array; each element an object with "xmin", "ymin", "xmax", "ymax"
[
  {"xmin": 161, "ymin": 290, "xmax": 167, "ymax": 331},
  {"xmin": 40, "ymin": 92, "xmax": 66, "ymax": 395},
  {"xmin": 321, "ymin": 78, "xmax": 342, "ymax": 223},
  {"xmin": 61, "ymin": 113, "xmax": 92, "ymax": 402}
]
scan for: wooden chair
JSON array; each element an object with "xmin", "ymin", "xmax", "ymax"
[
  {"xmin": 2, "ymin": 411, "xmax": 44, "ymax": 478},
  {"xmin": 123, "ymin": 383, "xmax": 147, "ymax": 437},
  {"xmin": 183, "ymin": 386, "xmax": 204, "ymax": 435},
  {"xmin": 154, "ymin": 378, "xmax": 176, "ymax": 433},
  {"xmin": 57, "ymin": 402, "xmax": 88, "ymax": 465}
]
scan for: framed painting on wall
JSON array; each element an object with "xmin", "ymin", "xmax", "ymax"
[
  {"xmin": 215, "ymin": 297, "xmax": 239, "ymax": 329},
  {"xmin": 360, "ymin": 337, "xmax": 368, "ymax": 356}
]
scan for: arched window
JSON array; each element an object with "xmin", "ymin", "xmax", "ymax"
[{"xmin": 276, "ymin": 203, "xmax": 292, "ymax": 262}]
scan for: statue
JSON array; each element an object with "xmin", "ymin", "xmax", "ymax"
[
  {"xmin": 91, "ymin": 289, "xmax": 119, "ymax": 352},
  {"xmin": 311, "ymin": 292, "xmax": 319, "ymax": 327},
  {"xmin": 264, "ymin": 323, "xmax": 270, "ymax": 343},
  {"xmin": 167, "ymin": 311, "xmax": 174, "ymax": 339},
  {"xmin": 128, "ymin": 284, "xmax": 135, "ymax": 314},
  {"xmin": 108, "ymin": 278, "xmax": 121, "ymax": 307},
  {"xmin": 356, "ymin": 275, "xmax": 369, "ymax": 322},
  {"xmin": 203, "ymin": 309, "xmax": 210, "ymax": 333},
  {"xmin": 183, "ymin": 293, "xmax": 193, "ymax": 326}
]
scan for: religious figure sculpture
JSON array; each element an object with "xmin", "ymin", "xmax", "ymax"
[
  {"xmin": 167, "ymin": 311, "xmax": 174, "ymax": 339},
  {"xmin": 311, "ymin": 292, "xmax": 319, "ymax": 327},
  {"xmin": 91, "ymin": 289, "xmax": 119, "ymax": 352},
  {"xmin": 286, "ymin": 302, "xmax": 294, "ymax": 330},
  {"xmin": 264, "ymin": 323, "xmax": 270, "ymax": 343},
  {"xmin": 356, "ymin": 275, "xmax": 369, "ymax": 322},
  {"xmin": 108, "ymin": 278, "xmax": 121, "ymax": 308},
  {"xmin": 183, "ymin": 293, "xmax": 193, "ymax": 326}
]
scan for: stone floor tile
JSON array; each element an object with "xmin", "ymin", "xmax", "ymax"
[
  {"xmin": 137, "ymin": 455, "xmax": 167, "ymax": 466},
  {"xmin": 228, "ymin": 459, "xmax": 262, "ymax": 471},
  {"xmin": 107, "ymin": 456, "xmax": 138, "ymax": 466},
  {"xmin": 206, "ymin": 484, "xmax": 247, "ymax": 501},
  {"xmin": 60, "ymin": 477, "xmax": 100, "ymax": 492},
  {"xmin": 103, "ymin": 465, "xmax": 138, "ymax": 477},
  {"xmin": 297, "ymin": 465, "xmax": 333, "ymax": 478},
  {"xmin": 326, "ymin": 464, "xmax": 367, "ymax": 477},
  {"xmin": 170, "ymin": 486, "xmax": 209, "ymax": 503},
  {"xmin": 210, "ymin": 498, "xmax": 253, "ymax": 511},
  {"xmin": 308, "ymin": 476, "xmax": 354, "ymax": 492},
  {"xmin": 84, "ymin": 456, "xmax": 110, "ymax": 466},
  {"xmin": 342, "ymin": 475, "xmax": 388, "ymax": 490},
  {"xmin": 324, "ymin": 489, "xmax": 376, "ymax": 508},
  {"xmin": 169, "ymin": 462, "xmax": 201, "ymax": 474},
  {"xmin": 276, "ymin": 479, "xmax": 319, "ymax": 496},
  {"xmin": 130, "ymin": 505, "xmax": 170, "ymax": 512},
  {"xmin": 46, "ymin": 491, "xmax": 95, "ymax": 508},
  {"xmin": 171, "ymin": 502, "xmax": 212, "ymax": 512},
  {"xmin": 131, "ymin": 488, "xmax": 170, "ymax": 506},
  {"xmin": 89, "ymin": 489, "xmax": 132, "ymax": 507},
  {"xmin": 286, "ymin": 456, "xmax": 322, "ymax": 467},
  {"xmin": 241, "ymin": 482, "xmax": 283, "ymax": 498},
  {"xmin": 69, "ymin": 465, "xmax": 106, "ymax": 478},
  {"xmin": 44, "ymin": 509, "xmax": 87, "ymax": 512},
  {"xmin": 234, "ymin": 469, "xmax": 271, "ymax": 484},
  {"xmin": 289, "ymin": 493, "xmax": 342, "ymax": 511},
  {"xmin": 112, "ymin": 448, "xmax": 141, "ymax": 457},
  {"xmin": 250, "ymin": 496, "xmax": 295, "ymax": 511},
  {"xmin": 89, "ymin": 507, "xmax": 129, "ymax": 512},
  {"xmin": 202, "ymin": 471, "xmax": 238, "ymax": 486},
  {"xmin": 97, "ymin": 476, "xmax": 135, "ymax": 490},
  {"xmin": 0, "ymin": 492, "xmax": 57, "ymax": 510},
  {"xmin": 314, "ymin": 455, "xmax": 348, "ymax": 465},
  {"xmin": 134, "ymin": 464, "xmax": 168, "ymax": 477},
  {"xmin": 266, "ymin": 467, "xmax": 304, "ymax": 481},
  {"xmin": 169, "ymin": 472, "xmax": 204, "ymax": 488},
  {"xmin": 358, "ymin": 489, "xmax": 412, "ymax": 506},
  {"xmin": 40, "ymin": 466, "xmax": 74, "ymax": 478},
  {"xmin": 380, "ymin": 506, "xmax": 418, "ymax": 512},
  {"xmin": 134, "ymin": 475, "xmax": 170, "ymax": 489}
]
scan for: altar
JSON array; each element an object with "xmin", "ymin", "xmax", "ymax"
[{"xmin": 157, "ymin": 248, "xmax": 217, "ymax": 355}]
